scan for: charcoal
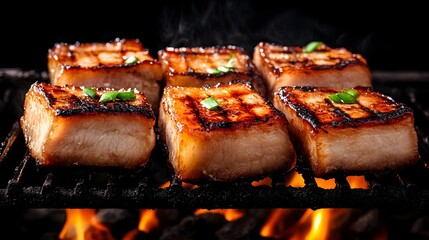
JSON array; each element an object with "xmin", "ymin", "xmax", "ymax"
[
  {"xmin": 160, "ymin": 213, "xmax": 227, "ymax": 240},
  {"xmin": 156, "ymin": 209, "xmax": 193, "ymax": 227},
  {"xmin": 122, "ymin": 229, "xmax": 158, "ymax": 240},
  {"xmin": 96, "ymin": 209, "xmax": 139, "ymax": 239},
  {"xmin": 215, "ymin": 209, "xmax": 278, "ymax": 240},
  {"xmin": 411, "ymin": 216, "xmax": 429, "ymax": 237},
  {"xmin": 350, "ymin": 209, "xmax": 380, "ymax": 233},
  {"xmin": 84, "ymin": 225, "xmax": 115, "ymax": 240}
]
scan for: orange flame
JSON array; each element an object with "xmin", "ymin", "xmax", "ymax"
[
  {"xmin": 260, "ymin": 209, "xmax": 293, "ymax": 238},
  {"xmin": 287, "ymin": 172, "xmax": 305, "ymax": 187},
  {"xmin": 159, "ymin": 181, "xmax": 170, "ymax": 189},
  {"xmin": 194, "ymin": 209, "xmax": 244, "ymax": 222},
  {"xmin": 252, "ymin": 177, "xmax": 272, "ymax": 187},
  {"xmin": 138, "ymin": 209, "xmax": 159, "ymax": 233},
  {"xmin": 347, "ymin": 176, "xmax": 368, "ymax": 189},
  {"xmin": 315, "ymin": 178, "xmax": 336, "ymax": 189},
  {"xmin": 305, "ymin": 210, "xmax": 330, "ymax": 240},
  {"xmin": 159, "ymin": 180, "xmax": 197, "ymax": 189},
  {"xmin": 59, "ymin": 209, "xmax": 97, "ymax": 240}
]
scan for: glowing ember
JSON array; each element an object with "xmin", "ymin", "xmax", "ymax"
[
  {"xmin": 347, "ymin": 176, "xmax": 368, "ymax": 189},
  {"xmin": 252, "ymin": 177, "xmax": 272, "ymax": 187},
  {"xmin": 159, "ymin": 180, "xmax": 197, "ymax": 189},
  {"xmin": 315, "ymin": 178, "xmax": 336, "ymax": 189},
  {"xmin": 138, "ymin": 209, "xmax": 159, "ymax": 233},
  {"xmin": 159, "ymin": 181, "xmax": 170, "ymax": 188},
  {"xmin": 194, "ymin": 209, "xmax": 244, "ymax": 222},
  {"xmin": 287, "ymin": 172, "xmax": 305, "ymax": 187}
]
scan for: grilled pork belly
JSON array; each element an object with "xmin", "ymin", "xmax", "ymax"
[
  {"xmin": 159, "ymin": 83, "xmax": 295, "ymax": 182},
  {"xmin": 48, "ymin": 38, "xmax": 163, "ymax": 109},
  {"xmin": 20, "ymin": 82, "xmax": 156, "ymax": 168},
  {"xmin": 253, "ymin": 42, "xmax": 372, "ymax": 95},
  {"xmin": 273, "ymin": 86, "xmax": 420, "ymax": 177},
  {"xmin": 158, "ymin": 46, "xmax": 266, "ymax": 96}
]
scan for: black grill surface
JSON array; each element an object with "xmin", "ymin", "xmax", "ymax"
[{"xmin": 1, "ymin": 69, "xmax": 429, "ymax": 208}]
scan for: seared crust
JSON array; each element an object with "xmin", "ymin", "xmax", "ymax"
[
  {"xmin": 159, "ymin": 83, "xmax": 296, "ymax": 182},
  {"xmin": 33, "ymin": 82, "xmax": 155, "ymax": 118},
  {"xmin": 162, "ymin": 83, "xmax": 284, "ymax": 132},
  {"xmin": 273, "ymin": 86, "xmax": 420, "ymax": 177},
  {"xmin": 21, "ymin": 82, "xmax": 156, "ymax": 168},
  {"xmin": 158, "ymin": 46, "xmax": 266, "ymax": 96},
  {"xmin": 276, "ymin": 86, "xmax": 413, "ymax": 132},
  {"xmin": 48, "ymin": 38, "xmax": 163, "ymax": 109},
  {"xmin": 253, "ymin": 42, "xmax": 372, "ymax": 94}
]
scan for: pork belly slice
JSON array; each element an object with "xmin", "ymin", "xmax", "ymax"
[
  {"xmin": 20, "ymin": 82, "xmax": 156, "ymax": 169},
  {"xmin": 273, "ymin": 86, "xmax": 420, "ymax": 177},
  {"xmin": 159, "ymin": 83, "xmax": 295, "ymax": 182},
  {"xmin": 48, "ymin": 38, "xmax": 163, "ymax": 109},
  {"xmin": 253, "ymin": 42, "xmax": 372, "ymax": 95},
  {"xmin": 158, "ymin": 46, "xmax": 266, "ymax": 96}
]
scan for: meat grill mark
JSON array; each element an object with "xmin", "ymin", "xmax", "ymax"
[
  {"xmin": 175, "ymin": 85, "xmax": 282, "ymax": 131},
  {"xmin": 34, "ymin": 82, "xmax": 155, "ymax": 118},
  {"xmin": 278, "ymin": 86, "xmax": 415, "ymax": 130}
]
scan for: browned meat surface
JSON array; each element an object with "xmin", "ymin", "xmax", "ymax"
[
  {"xmin": 273, "ymin": 86, "xmax": 420, "ymax": 177},
  {"xmin": 158, "ymin": 46, "xmax": 266, "ymax": 96},
  {"xmin": 159, "ymin": 83, "xmax": 295, "ymax": 182},
  {"xmin": 253, "ymin": 42, "xmax": 372, "ymax": 96},
  {"xmin": 20, "ymin": 82, "xmax": 156, "ymax": 168},
  {"xmin": 48, "ymin": 38, "xmax": 163, "ymax": 109}
]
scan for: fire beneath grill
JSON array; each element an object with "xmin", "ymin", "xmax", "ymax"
[{"xmin": 10, "ymin": 201, "xmax": 429, "ymax": 239}]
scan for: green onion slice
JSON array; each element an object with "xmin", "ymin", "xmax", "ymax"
[
  {"xmin": 83, "ymin": 87, "xmax": 96, "ymax": 98},
  {"xmin": 336, "ymin": 92, "xmax": 357, "ymax": 103},
  {"xmin": 206, "ymin": 54, "xmax": 235, "ymax": 74},
  {"xmin": 303, "ymin": 41, "xmax": 323, "ymax": 53},
  {"xmin": 99, "ymin": 91, "xmax": 119, "ymax": 103},
  {"xmin": 207, "ymin": 68, "xmax": 221, "ymax": 74},
  {"xmin": 328, "ymin": 94, "xmax": 342, "ymax": 103},
  {"xmin": 201, "ymin": 96, "xmax": 220, "ymax": 110},
  {"xmin": 328, "ymin": 89, "xmax": 359, "ymax": 104},
  {"xmin": 345, "ymin": 89, "xmax": 359, "ymax": 98},
  {"xmin": 125, "ymin": 56, "xmax": 139, "ymax": 65},
  {"xmin": 117, "ymin": 91, "xmax": 136, "ymax": 101},
  {"xmin": 217, "ymin": 66, "xmax": 230, "ymax": 73},
  {"xmin": 225, "ymin": 54, "xmax": 234, "ymax": 69}
]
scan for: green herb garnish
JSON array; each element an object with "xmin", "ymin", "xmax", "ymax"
[
  {"xmin": 206, "ymin": 68, "xmax": 221, "ymax": 74},
  {"xmin": 99, "ymin": 91, "xmax": 119, "ymax": 103},
  {"xmin": 99, "ymin": 91, "xmax": 136, "ymax": 103},
  {"xmin": 206, "ymin": 54, "xmax": 235, "ymax": 74},
  {"xmin": 124, "ymin": 56, "xmax": 139, "ymax": 65},
  {"xmin": 201, "ymin": 96, "xmax": 220, "ymax": 110},
  {"xmin": 83, "ymin": 87, "xmax": 96, "ymax": 98},
  {"xmin": 345, "ymin": 89, "xmax": 359, "ymax": 98},
  {"xmin": 328, "ymin": 89, "xmax": 359, "ymax": 104},
  {"xmin": 303, "ymin": 41, "xmax": 323, "ymax": 53},
  {"xmin": 117, "ymin": 91, "xmax": 136, "ymax": 101}
]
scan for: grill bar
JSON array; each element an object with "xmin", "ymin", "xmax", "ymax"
[{"xmin": 1, "ymin": 69, "xmax": 429, "ymax": 208}]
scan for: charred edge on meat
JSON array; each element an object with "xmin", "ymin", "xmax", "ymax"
[
  {"xmin": 33, "ymin": 82, "xmax": 155, "ymax": 119},
  {"xmin": 277, "ymin": 86, "xmax": 414, "ymax": 131}
]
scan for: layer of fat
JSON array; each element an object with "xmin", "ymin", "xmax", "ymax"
[
  {"xmin": 159, "ymin": 106, "xmax": 295, "ymax": 182},
  {"xmin": 43, "ymin": 114, "xmax": 155, "ymax": 168}
]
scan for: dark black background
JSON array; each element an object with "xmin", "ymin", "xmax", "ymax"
[{"xmin": 1, "ymin": 1, "xmax": 428, "ymax": 72}]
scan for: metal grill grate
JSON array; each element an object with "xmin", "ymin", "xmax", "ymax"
[{"xmin": 1, "ymin": 69, "xmax": 429, "ymax": 208}]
